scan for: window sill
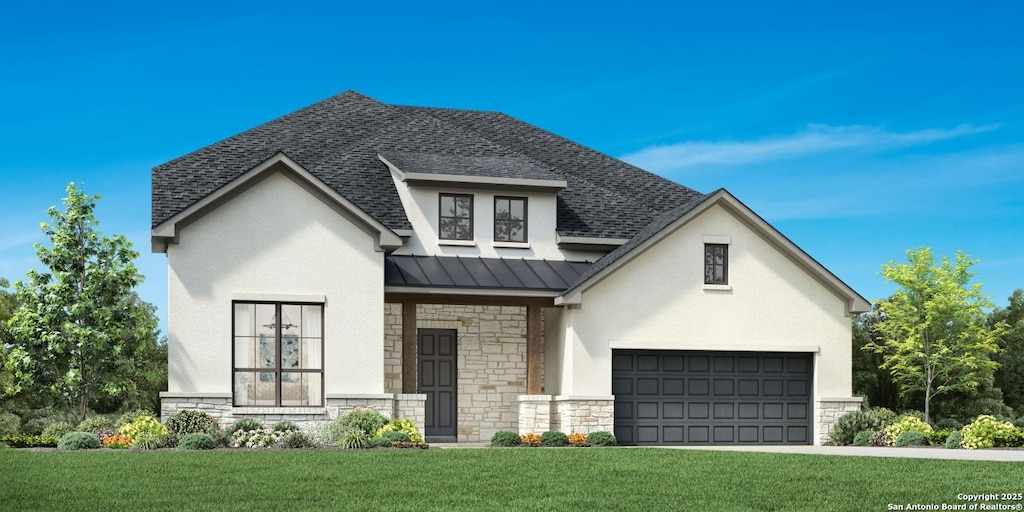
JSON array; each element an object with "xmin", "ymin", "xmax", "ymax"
[
  {"xmin": 438, "ymin": 240, "xmax": 477, "ymax": 247},
  {"xmin": 232, "ymin": 407, "xmax": 326, "ymax": 415},
  {"xmin": 703, "ymin": 284, "xmax": 732, "ymax": 291},
  {"xmin": 494, "ymin": 241, "xmax": 530, "ymax": 249}
]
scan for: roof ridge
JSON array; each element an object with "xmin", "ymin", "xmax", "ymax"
[
  {"xmin": 154, "ymin": 90, "xmax": 392, "ymax": 171},
  {"xmin": 403, "ymin": 107, "xmax": 657, "ymax": 214}
]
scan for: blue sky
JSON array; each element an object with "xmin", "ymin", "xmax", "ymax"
[{"xmin": 2, "ymin": 1, "xmax": 1022, "ymax": 336}]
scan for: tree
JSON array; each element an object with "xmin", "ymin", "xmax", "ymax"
[
  {"xmin": 851, "ymin": 307, "xmax": 902, "ymax": 410},
  {"xmin": 0, "ymin": 277, "xmax": 18, "ymax": 395},
  {"xmin": 5, "ymin": 182, "xmax": 158, "ymax": 423},
  {"xmin": 865, "ymin": 247, "xmax": 1004, "ymax": 424},
  {"xmin": 992, "ymin": 289, "xmax": 1024, "ymax": 413}
]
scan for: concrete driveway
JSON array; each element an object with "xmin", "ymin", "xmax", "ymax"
[{"xmin": 658, "ymin": 444, "xmax": 1024, "ymax": 461}]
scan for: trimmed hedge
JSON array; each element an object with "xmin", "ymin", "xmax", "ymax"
[{"xmin": 58, "ymin": 432, "xmax": 101, "ymax": 450}]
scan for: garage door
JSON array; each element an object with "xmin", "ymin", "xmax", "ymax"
[{"xmin": 612, "ymin": 350, "xmax": 812, "ymax": 445}]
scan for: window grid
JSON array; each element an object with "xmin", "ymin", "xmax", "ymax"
[
  {"xmin": 232, "ymin": 301, "xmax": 324, "ymax": 407},
  {"xmin": 494, "ymin": 196, "xmax": 527, "ymax": 243},
  {"xmin": 439, "ymin": 193, "xmax": 474, "ymax": 240},
  {"xmin": 704, "ymin": 244, "xmax": 729, "ymax": 285}
]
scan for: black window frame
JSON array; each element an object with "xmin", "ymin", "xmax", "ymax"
[
  {"xmin": 231, "ymin": 301, "xmax": 325, "ymax": 407},
  {"xmin": 493, "ymin": 196, "xmax": 528, "ymax": 243},
  {"xmin": 438, "ymin": 193, "xmax": 474, "ymax": 241},
  {"xmin": 704, "ymin": 244, "xmax": 729, "ymax": 285}
]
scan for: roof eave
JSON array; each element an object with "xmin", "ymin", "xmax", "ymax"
[{"xmin": 151, "ymin": 152, "xmax": 403, "ymax": 254}]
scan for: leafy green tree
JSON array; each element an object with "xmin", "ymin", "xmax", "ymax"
[
  {"xmin": 5, "ymin": 182, "xmax": 159, "ymax": 423},
  {"xmin": 865, "ymin": 247, "xmax": 1004, "ymax": 424},
  {"xmin": 991, "ymin": 289, "xmax": 1024, "ymax": 413},
  {"xmin": 852, "ymin": 308, "xmax": 902, "ymax": 410},
  {"xmin": 0, "ymin": 277, "xmax": 18, "ymax": 395}
]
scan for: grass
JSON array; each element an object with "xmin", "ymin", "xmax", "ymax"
[{"xmin": 2, "ymin": 448, "xmax": 1022, "ymax": 511}]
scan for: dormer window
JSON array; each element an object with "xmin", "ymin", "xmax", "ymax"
[
  {"xmin": 439, "ymin": 193, "xmax": 473, "ymax": 240},
  {"xmin": 494, "ymin": 196, "xmax": 527, "ymax": 243}
]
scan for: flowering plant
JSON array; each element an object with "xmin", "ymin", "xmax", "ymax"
[
  {"xmin": 568, "ymin": 433, "xmax": 589, "ymax": 447},
  {"xmin": 102, "ymin": 434, "xmax": 132, "ymax": 449},
  {"xmin": 230, "ymin": 428, "xmax": 296, "ymax": 449},
  {"xmin": 520, "ymin": 433, "xmax": 542, "ymax": 447}
]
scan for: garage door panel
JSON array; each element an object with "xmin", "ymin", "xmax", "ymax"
[{"xmin": 613, "ymin": 350, "xmax": 813, "ymax": 445}]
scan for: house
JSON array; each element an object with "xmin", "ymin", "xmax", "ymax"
[{"xmin": 153, "ymin": 91, "xmax": 870, "ymax": 445}]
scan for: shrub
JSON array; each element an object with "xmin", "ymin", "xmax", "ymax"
[
  {"xmin": 178, "ymin": 433, "xmax": 216, "ymax": 450},
  {"xmin": 541, "ymin": 431, "xmax": 569, "ymax": 447},
  {"xmin": 371, "ymin": 436, "xmax": 393, "ymax": 448},
  {"xmin": 326, "ymin": 418, "xmax": 353, "ymax": 445},
  {"xmin": 339, "ymin": 408, "xmax": 389, "ymax": 436},
  {"xmin": 116, "ymin": 409, "xmax": 156, "ymax": 429},
  {"xmin": 895, "ymin": 431, "xmax": 926, "ymax": 447},
  {"xmin": 102, "ymin": 434, "xmax": 131, "ymax": 449},
  {"xmin": 381, "ymin": 430, "xmax": 412, "ymax": 444},
  {"xmin": 272, "ymin": 421, "xmax": 300, "ymax": 433},
  {"xmin": 866, "ymin": 407, "xmax": 898, "ymax": 427},
  {"xmin": 231, "ymin": 428, "xmax": 284, "ymax": 448},
  {"xmin": 21, "ymin": 410, "xmax": 77, "ymax": 435},
  {"xmin": 302, "ymin": 422, "xmax": 335, "ymax": 447},
  {"xmin": 993, "ymin": 427, "xmax": 1024, "ymax": 448},
  {"xmin": 945, "ymin": 431, "xmax": 963, "ymax": 449},
  {"xmin": 0, "ymin": 434, "xmax": 60, "ymax": 448},
  {"xmin": 166, "ymin": 410, "xmax": 220, "ymax": 437},
  {"xmin": 935, "ymin": 418, "xmax": 963, "ymax": 431},
  {"xmin": 77, "ymin": 416, "xmax": 116, "ymax": 435},
  {"xmin": 568, "ymin": 433, "xmax": 589, "ymax": 447},
  {"xmin": 924, "ymin": 429, "xmax": 954, "ymax": 446},
  {"xmin": 231, "ymin": 418, "xmax": 265, "ymax": 433},
  {"xmin": 490, "ymin": 431, "xmax": 522, "ymax": 447},
  {"xmin": 375, "ymin": 418, "xmax": 423, "ymax": 444},
  {"xmin": 278, "ymin": 431, "xmax": 315, "ymax": 449},
  {"xmin": 120, "ymin": 416, "xmax": 168, "ymax": 450},
  {"xmin": 852, "ymin": 430, "xmax": 873, "ymax": 447},
  {"xmin": 587, "ymin": 431, "xmax": 617, "ymax": 447},
  {"xmin": 868, "ymin": 430, "xmax": 890, "ymax": 447},
  {"xmin": 42, "ymin": 422, "xmax": 75, "ymax": 439},
  {"xmin": 58, "ymin": 431, "xmax": 101, "ymax": 450},
  {"xmin": 883, "ymin": 415, "xmax": 932, "ymax": 445},
  {"xmin": 339, "ymin": 430, "xmax": 371, "ymax": 449},
  {"xmin": 961, "ymin": 415, "xmax": 1016, "ymax": 450},
  {"xmin": 0, "ymin": 412, "xmax": 20, "ymax": 436},
  {"xmin": 829, "ymin": 411, "xmax": 884, "ymax": 446}
]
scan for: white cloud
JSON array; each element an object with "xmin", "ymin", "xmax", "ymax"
[{"xmin": 622, "ymin": 123, "xmax": 999, "ymax": 173}]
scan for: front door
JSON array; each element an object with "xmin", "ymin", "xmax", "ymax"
[{"xmin": 418, "ymin": 329, "xmax": 457, "ymax": 440}]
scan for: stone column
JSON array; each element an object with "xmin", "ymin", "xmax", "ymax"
[
  {"xmin": 817, "ymin": 397, "xmax": 864, "ymax": 445},
  {"xmin": 518, "ymin": 395, "xmax": 553, "ymax": 433}
]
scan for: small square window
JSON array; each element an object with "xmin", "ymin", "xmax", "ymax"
[
  {"xmin": 704, "ymin": 244, "xmax": 728, "ymax": 284},
  {"xmin": 494, "ymin": 196, "xmax": 527, "ymax": 242},
  {"xmin": 439, "ymin": 193, "xmax": 473, "ymax": 240}
]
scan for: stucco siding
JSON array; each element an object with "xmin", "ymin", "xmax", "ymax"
[
  {"xmin": 166, "ymin": 171, "xmax": 385, "ymax": 397},
  {"xmin": 566, "ymin": 203, "xmax": 852, "ymax": 401}
]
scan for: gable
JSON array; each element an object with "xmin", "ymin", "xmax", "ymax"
[
  {"xmin": 152, "ymin": 152, "xmax": 402, "ymax": 253},
  {"xmin": 559, "ymin": 190, "xmax": 870, "ymax": 316}
]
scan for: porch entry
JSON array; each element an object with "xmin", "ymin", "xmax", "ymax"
[{"xmin": 418, "ymin": 328, "xmax": 457, "ymax": 441}]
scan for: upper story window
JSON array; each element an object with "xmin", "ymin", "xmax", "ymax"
[
  {"xmin": 494, "ymin": 196, "xmax": 527, "ymax": 243},
  {"xmin": 233, "ymin": 302, "xmax": 323, "ymax": 407},
  {"xmin": 704, "ymin": 244, "xmax": 728, "ymax": 285},
  {"xmin": 439, "ymin": 193, "xmax": 473, "ymax": 240}
]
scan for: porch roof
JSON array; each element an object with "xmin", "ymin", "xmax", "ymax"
[{"xmin": 384, "ymin": 255, "xmax": 592, "ymax": 292}]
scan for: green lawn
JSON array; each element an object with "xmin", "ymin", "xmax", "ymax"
[{"xmin": 2, "ymin": 448, "xmax": 1021, "ymax": 511}]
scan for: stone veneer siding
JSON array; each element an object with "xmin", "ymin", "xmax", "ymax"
[
  {"xmin": 817, "ymin": 398, "xmax": 864, "ymax": 445},
  {"xmin": 384, "ymin": 303, "xmax": 541, "ymax": 443}
]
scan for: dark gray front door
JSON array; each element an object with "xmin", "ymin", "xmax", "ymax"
[
  {"xmin": 419, "ymin": 329, "xmax": 457, "ymax": 440},
  {"xmin": 612, "ymin": 350, "xmax": 813, "ymax": 445}
]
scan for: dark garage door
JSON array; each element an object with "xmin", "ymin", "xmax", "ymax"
[{"xmin": 612, "ymin": 350, "xmax": 812, "ymax": 445}]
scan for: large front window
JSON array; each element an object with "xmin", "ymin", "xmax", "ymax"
[{"xmin": 232, "ymin": 302, "xmax": 323, "ymax": 407}]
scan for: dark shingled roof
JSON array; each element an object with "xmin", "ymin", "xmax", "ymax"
[
  {"xmin": 153, "ymin": 90, "xmax": 706, "ymax": 240},
  {"xmin": 385, "ymin": 255, "xmax": 592, "ymax": 292},
  {"xmin": 379, "ymin": 151, "xmax": 563, "ymax": 182}
]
